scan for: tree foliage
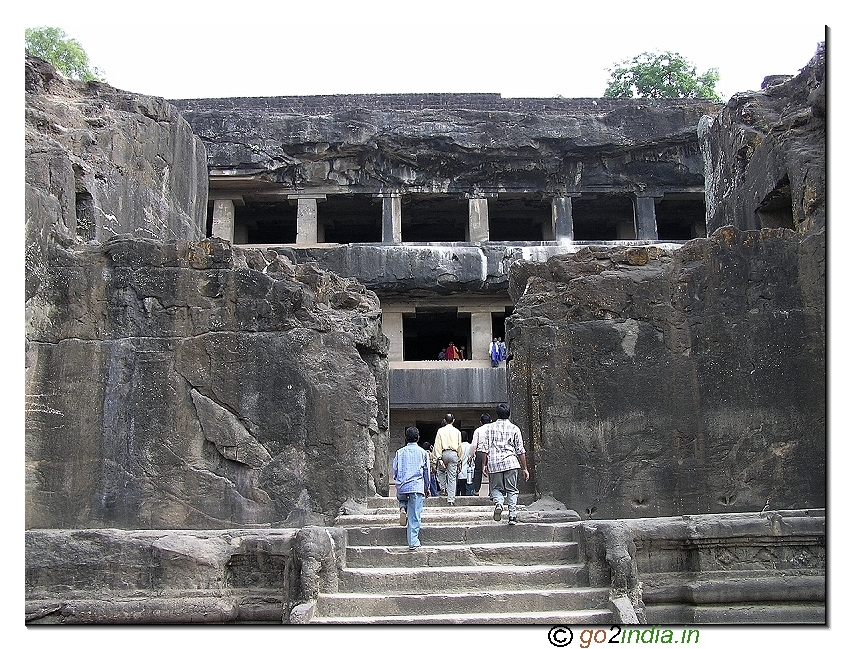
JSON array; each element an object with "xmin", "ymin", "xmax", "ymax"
[
  {"xmin": 603, "ymin": 51, "xmax": 720, "ymax": 101},
  {"xmin": 25, "ymin": 26, "xmax": 105, "ymax": 82}
]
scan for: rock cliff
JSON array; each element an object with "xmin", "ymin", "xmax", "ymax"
[
  {"xmin": 25, "ymin": 57, "xmax": 389, "ymax": 529},
  {"xmin": 700, "ymin": 43, "xmax": 825, "ymax": 235},
  {"xmin": 507, "ymin": 45, "xmax": 825, "ymax": 519},
  {"xmin": 171, "ymin": 93, "xmax": 720, "ymax": 195}
]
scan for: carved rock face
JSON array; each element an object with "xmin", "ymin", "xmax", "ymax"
[
  {"xmin": 507, "ymin": 228, "xmax": 825, "ymax": 519},
  {"xmin": 25, "ymin": 238, "xmax": 388, "ymax": 529},
  {"xmin": 24, "ymin": 57, "xmax": 389, "ymax": 529}
]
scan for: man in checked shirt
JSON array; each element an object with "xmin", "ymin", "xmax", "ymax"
[{"xmin": 481, "ymin": 403, "xmax": 530, "ymax": 525}]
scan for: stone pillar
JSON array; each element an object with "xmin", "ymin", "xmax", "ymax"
[
  {"xmin": 469, "ymin": 312, "xmax": 493, "ymax": 362},
  {"xmin": 552, "ymin": 196, "xmax": 575, "ymax": 241},
  {"xmin": 634, "ymin": 193, "xmax": 661, "ymax": 241},
  {"xmin": 382, "ymin": 311, "xmax": 405, "ymax": 362},
  {"xmin": 381, "ymin": 194, "xmax": 402, "ymax": 243},
  {"xmin": 469, "ymin": 198, "xmax": 489, "ymax": 243},
  {"xmin": 211, "ymin": 199, "xmax": 235, "ymax": 241},
  {"xmin": 296, "ymin": 197, "xmax": 319, "ymax": 245}
]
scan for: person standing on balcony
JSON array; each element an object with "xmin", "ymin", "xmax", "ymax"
[
  {"xmin": 433, "ymin": 413, "xmax": 463, "ymax": 505},
  {"xmin": 489, "ymin": 337, "xmax": 500, "ymax": 367},
  {"xmin": 481, "ymin": 403, "xmax": 529, "ymax": 525},
  {"xmin": 498, "ymin": 338, "xmax": 507, "ymax": 365},
  {"xmin": 393, "ymin": 426, "xmax": 432, "ymax": 550},
  {"xmin": 446, "ymin": 342, "xmax": 460, "ymax": 360}
]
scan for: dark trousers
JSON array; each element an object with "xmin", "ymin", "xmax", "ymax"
[{"xmin": 472, "ymin": 451, "xmax": 486, "ymax": 494}]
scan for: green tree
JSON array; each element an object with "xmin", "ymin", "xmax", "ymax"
[
  {"xmin": 603, "ymin": 51, "xmax": 720, "ymax": 101},
  {"xmin": 25, "ymin": 26, "xmax": 105, "ymax": 82}
]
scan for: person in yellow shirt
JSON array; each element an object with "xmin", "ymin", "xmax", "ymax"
[{"xmin": 433, "ymin": 413, "xmax": 463, "ymax": 505}]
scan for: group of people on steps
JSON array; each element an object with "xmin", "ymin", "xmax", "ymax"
[{"xmin": 392, "ymin": 403, "xmax": 529, "ymax": 550}]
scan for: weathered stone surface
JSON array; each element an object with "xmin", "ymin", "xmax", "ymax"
[
  {"xmin": 700, "ymin": 43, "xmax": 825, "ymax": 235},
  {"xmin": 623, "ymin": 510, "xmax": 825, "ymax": 624},
  {"xmin": 507, "ymin": 228, "xmax": 825, "ymax": 519},
  {"xmin": 25, "ymin": 56, "xmax": 208, "ymax": 303},
  {"xmin": 506, "ymin": 47, "xmax": 825, "ymax": 521},
  {"xmin": 25, "ymin": 237, "xmax": 389, "ymax": 528},
  {"xmin": 171, "ymin": 94, "xmax": 720, "ymax": 195},
  {"xmin": 284, "ymin": 242, "xmax": 597, "ymax": 297},
  {"xmin": 25, "ymin": 528, "xmax": 298, "ymax": 623}
]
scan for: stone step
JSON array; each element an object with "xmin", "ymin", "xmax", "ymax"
[
  {"xmin": 315, "ymin": 587, "xmax": 611, "ymax": 618},
  {"xmin": 645, "ymin": 602, "xmax": 826, "ymax": 624},
  {"xmin": 346, "ymin": 540, "xmax": 580, "ymax": 568},
  {"xmin": 340, "ymin": 562, "xmax": 588, "ymax": 594},
  {"xmin": 368, "ymin": 494, "xmax": 536, "ymax": 509},
  {"xmin": 344, "ymin": 520, "xmax": 578, "ymax": 546},
  {"xmin": 310, "ymin": 608, "xmax": 613, "ymax": 625},
  {"xmin": 339, "ymin": 506, "xmax": 579, "ymax": 528}
]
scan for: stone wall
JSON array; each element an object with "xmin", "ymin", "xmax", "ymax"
[
  {"xmin": 25, "ymin": 528, "xmax": 304, "ymax": 623},
  {"xmin": 25, "ymin": 57, "xmax": 390, "ymax": 530},
  {"xmin": 505, "ymin": 45, "xmax": 825, "ymax": 520},
  {"xmin": 172, "ymin": 94, "xmax": 719, "ymax": 195},
  {"xmin": 507, "ymin": 228, "xmax": 825, "ymax": 519},
  {"xmin": 25, "ymin": 56, "xmax": 208, "ymax": 304},
  {"xmin": 25, "ymin": 237, "xmax": 389, "ymax": 529},
  {"xmin": 700, "ymin": 43, "xmax": 825, "ymax": 235},
  {"xmin": 625, "ymin": 510, "xmax": 825, "ymax": 623}
]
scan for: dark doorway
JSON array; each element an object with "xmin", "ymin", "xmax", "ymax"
[
  {"xmin": 489, "ymin": 195, "xmax": 549, "ymax": 241},
  {"xmin": 234, "ymin": 201, "xmax": 297, "ymax": 244},
  {"xmin": 403, "ymin": 308, "xmax": 471, "ymax": 361},
  {"xmin": 416, "ymin": 420, "xmax": 440, "ymax": 448},
  {"xmin": 656, "ymin": 194, "xmax": 707, "ymax": 240},
  {"xmin": 402, "ymin": 195, "xmax": 467, "ymax": 242},
  {"xmin": 572, "ymin": 194, "xmax": 635, "ymax": 240},
  {"xmin": 320, "ymin": 194, "xmax": 382, "ymax": 243}
]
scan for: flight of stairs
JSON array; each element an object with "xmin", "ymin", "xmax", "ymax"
[{"xmin": 309, "ymin": 494, "xmax": 614, "ymax": 624}]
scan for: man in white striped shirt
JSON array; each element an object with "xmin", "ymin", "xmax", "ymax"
[{"xmin": 481, "ymin": 403, "xmax": 529, "ymax": 525}]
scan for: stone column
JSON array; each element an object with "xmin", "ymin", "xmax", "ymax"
[
  {"xmin": 634, "ymin": 192, "xmax": 661, "ymax": 241},
  {"xmin": 381, "ymin": 194, "xmax": 402, "ymax": 243},
  {"xmin": 296, "ymin": 197, "xmax": 319, "ymax": 245},
  {"xmin": 469, "ymin": 312, "xmax": 493, "ymax": 361},
  {"xmin": 469, "ymin": 198, "xmax": 489, "ymax": 243},
  {"xmin": 552, "ymin": 196, "xmax": 575, "ymax": 241},
  {"xmin": 382, "ymin": 311, "xmax": 405, "ymax": 362},
  {"xmin": 211, "ymin": 199, "xmax": 235, "ymax": 241}
]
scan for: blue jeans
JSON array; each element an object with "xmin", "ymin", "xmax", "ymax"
[
  {"xmin": 397, "ymin": 492, "xmax": 425, "ymax": 548},
  {"xmin": 429, "ymin": 471, "xmax": 439, "ymax": 498},
  {"xmin": 489, "ymin": 468, "xmax": 519, "ymax": 517}
]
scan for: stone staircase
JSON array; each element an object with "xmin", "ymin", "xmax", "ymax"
[{"xmin": 309, "ymin": 494, "xmax": 615, "ymax": 624}]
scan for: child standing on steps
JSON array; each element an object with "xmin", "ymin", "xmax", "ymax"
[{"xmin": 393, "ymin": 427, "xmax": 432, "ymax": 550}]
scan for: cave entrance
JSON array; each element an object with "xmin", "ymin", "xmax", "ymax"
[
  {"xmin": 403, "ymin": 308, "xmax": 471, "ymax": 361},
  {"xmin": 401, "ymin": 195, "xmax": 467, "ymax": 242},
  {"xmin": 656, "ymin": 193, "xmax": 707, "ymax": 240},
  {"xmin": 233, "ymin": 200, "xmax": 297, "ymax": 244},
  {"xmin": 488, "ymin": 194, "xmax": 550, "ymax": 241},
  {"xmin": 572, "ymin": 194, "xmax": 635, "ymax": 240},
  {"xmin": 319, "ymin": 194, "xmax": 382, "ymax": 243},
  {"xmin": 756, "ymin": 175, "xmax": 794, "ymax": 230}
]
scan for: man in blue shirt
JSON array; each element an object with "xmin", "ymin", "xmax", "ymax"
[{"xmin": 393, "ymin": 426, "xmax": 432, "ymax": 550}]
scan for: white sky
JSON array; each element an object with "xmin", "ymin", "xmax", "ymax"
[{"xmin": 14, "ymin": 0, "xmax": 832, "ymax": 101}]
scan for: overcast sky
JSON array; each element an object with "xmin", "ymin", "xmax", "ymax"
[{"xmin": 15, "ymin": 1, "xmax": 831, "ymax": 101}]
